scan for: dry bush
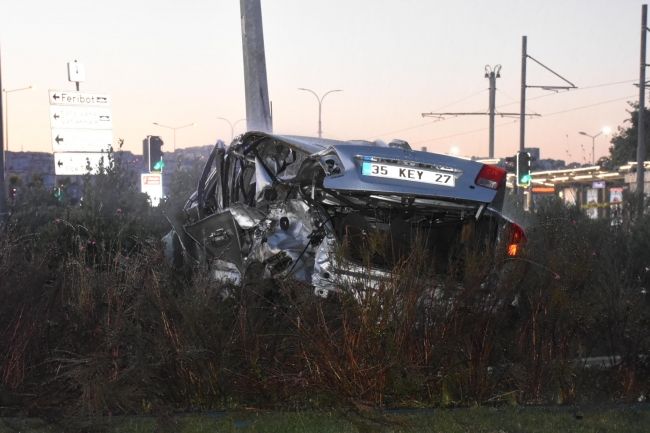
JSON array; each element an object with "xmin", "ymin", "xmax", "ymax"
[{"xmin": 2, "ymin": 171, "xmax": 650, "ymax": 417}]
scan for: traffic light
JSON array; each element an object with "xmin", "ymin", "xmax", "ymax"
[
  {"xmin": 516, "ymin": 151, "xmax": 532, "ymax": 187},
  {"xmin": 52, "ymin": 187, "xmax": 65, "ymax": 202},
  {"xmin": 143, "ymin": 135, "xmax": 165, "ymax": 173}
]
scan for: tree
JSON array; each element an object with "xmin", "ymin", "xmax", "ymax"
[{"xmin": 606, "ymin": 102, "xmax": 650, "ymax": 168}]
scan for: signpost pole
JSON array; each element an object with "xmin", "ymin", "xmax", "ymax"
[
  {"xmin": 0, "ymin": 43, "xmax": 6, "ymax": 232},
  {"xmin": 638, "ymin": 5, "xmax": 647, "ymax": 216}
]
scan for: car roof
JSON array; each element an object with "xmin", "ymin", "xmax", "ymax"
[{"xmin": 236, "ymin": 131, "xmax": 408, "ymax": 156}]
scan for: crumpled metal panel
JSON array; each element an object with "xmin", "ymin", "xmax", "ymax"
[
  {"xmin": 246, "ymin": 199, "xmax": 316, "ymax": 282},
  {"xmin": 254, "ymin": 156, "xmax": 273, "ymax": 201},
  {"xmin": 230, "ymin": 202, "xmax": 266, "ymax": 229},
  {"xmin": 167, "ymin": 132, "xmax": 509, "ymax": 298}
]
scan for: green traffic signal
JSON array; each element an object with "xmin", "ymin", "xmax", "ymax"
[
  {"xmin": 53, "ymin": 187, "xmax": 65, "ymax": 202},
  {"xmin": 144, "ymin": 135, "xmax": 165, "ymax": 173},
  {"xmin": 516, "ymin": 151, "xmax": 532, "ymax": 187}
]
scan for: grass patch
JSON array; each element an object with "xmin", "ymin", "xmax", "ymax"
[{"xmin": 3, "ymin": 406, "xmax": 650, "ymax": 432}]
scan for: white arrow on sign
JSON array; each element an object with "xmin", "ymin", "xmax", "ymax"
[
  {"xmin": 51, "ymin": 129, "xmax": 113, "ymax": 152},
  {"xmin": 50, "ymin": 106, "xmax": 113, "ymax": 130},
  {"xmin": 54, "ymin": 152, "xmax": 111, "ymax": 175},
  {"xmin": 49, "ymin": 90, "xmax": 111, "ymax": 107}
]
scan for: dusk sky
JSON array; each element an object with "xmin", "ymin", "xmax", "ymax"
[{"xmin": 1, "ymin": 0, "xmax": 646, "ymax": 162}]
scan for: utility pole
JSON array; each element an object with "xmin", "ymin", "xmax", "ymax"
[
  {"xmin": 520, "ymin": 36, "xmax": 527, "ymax": 152},
  {"xmin": 422, "ymin": 65, "xmax": 522, "ymax": 158},
  {"xmin": 638, "ymin": 4, "xmax": 648, "ymax": 216},
  {"xmin": 520, "ymin": 36, "xmax": 577, "ymax": 153},
  {"xmin": 0, "ymin": 43, "xmax": 5, "ymax": 233},
  {"xmin": 240, "ymin": 0, "xmax": 272, "ymax": 133},
  {"xmin": 487, "ymin": 66, "xmax": 498, "ymax": 158}
]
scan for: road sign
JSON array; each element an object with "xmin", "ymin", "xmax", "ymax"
[
  {"xmin": 49, "ymin": 90, "xmax": 110, "ymax": 107},
  {"xmin": 68, "ymin": 61, "xmax": 85, "ymax": 82},
  {"xmin": 54, "ymin": 152, "xmax": 109, "ymax": 175},
  {"xmin": 50, "ymin": 105, "xmax": 112, "ymax": 130},
  {"xmin": 51, "ymin": 129, "xmax": 113, "ymax": 153},
  {"xmin": 141, "ymin": 174, "xmax": 163, "ymax": 206}
]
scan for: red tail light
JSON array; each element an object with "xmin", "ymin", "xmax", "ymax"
[
  {"xmin": 507, "ymin": 222, "xmax": 527, "ymax": 256},
  {"xmin": 475, "ymin": 165, "xmax": 507, "ymax": 190}
]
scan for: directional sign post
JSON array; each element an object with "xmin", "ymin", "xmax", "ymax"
[
  {"xmin": 54, "ymin": 152, "xmax": 109, "ymax": 175},
  {"xmin": 49, "ymin": 90, "xmax": 110, "ymax": 106},
  {"xmin": 50, "ymin": 73, "xmax": 113, "ymax": 177},
  {"xmin": 51, "ymin": 129, "xmax": 113, "ymax": 153},
  {"xmin": 50, "ymin": 106, "xmax": 113, "ymax": 130}
]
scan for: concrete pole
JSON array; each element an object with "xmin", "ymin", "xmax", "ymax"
[
  {"xmin": 519, "ymin": 36, "xmax": 527, "ymax": 153},
  {"xmin": 488, "ymin": 71, "xmax": 496, "ymax": 159},
  {"xmin": 638, "ymin": 5, "xmax": 647, "ymax": 215},
  {"xmin": 3, "ymin": 91, "xmax": 7, "ymax": 151},
  {"xmin": 318, "ymin": 100, "xmax": 322, "ymax": 139},
  {"xmin": 240, "ymin": 0, "xmax": 272, "ymax": 133},
  {"xmin": 592, "ymin": 136, "xmax": 596, "ymax": 165},
  {"xmin": 0, "ymin": 43, "xmax": 5, "ymax": 232}
]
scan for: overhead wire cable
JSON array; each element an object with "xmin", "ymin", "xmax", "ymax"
[
  {"xmin": 365, "ymin": 88, "xmax": 488, "ymax": 139},
  {"xmin": 527, "ymin": 94, "xmax": 637, "ymax": 119},
  {"xmin": 495, "ymin": 78, "xmax": 637, "ymax": 110},
  {"xmin": 369, "ymin": 79, "xmax": 637, "ymax": 145},
  {"xmin": 413, "ymin": 94, "xmax": 637, "ymax": 145},
  {"xmin": 496, "ymin": 89, "xmax": 539, "ymax": 116}
]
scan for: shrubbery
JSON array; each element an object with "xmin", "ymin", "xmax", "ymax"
[{"xmin": 1, "ymin": 146, "xmax": 650, "ymax": 419}]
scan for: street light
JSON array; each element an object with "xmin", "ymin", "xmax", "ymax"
[
  {"xmin": 579, "ymin": 126, "xmax": 611, "ymax": 165},
  {"xmin": 216, "ymin": 117, "xmax": 246, "ymax": 141},
  {"xmin": 3, "ymin": 85, "xmax": 36, "ymax": 152},
  {"xmin": 298, "ymin": 88, "xmax": 342, "ymax": 138},
  {"xmin": 152, "ymin": 122, "xmax": 197, "ymax": 152}
]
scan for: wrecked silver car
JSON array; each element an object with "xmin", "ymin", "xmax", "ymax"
[{"xmin": 166, "ymin": 132, "xmax": 524, "ymax": 297}]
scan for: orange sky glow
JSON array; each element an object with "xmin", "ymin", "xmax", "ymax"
[{"xmin": 0, "ymin": 0, "xmax": 646, "ymax": 163}]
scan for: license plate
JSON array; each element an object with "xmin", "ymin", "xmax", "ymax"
[{"xmin": 361, "ymin": 162, "xmax": 455, "ymax": 187}]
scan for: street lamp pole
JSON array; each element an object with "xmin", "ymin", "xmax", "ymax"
[
  {"xmin": 153, "ymin": 122, "xmax": 197, "ymax": 152},
  {"xmin": 216, "ymin": 117, "xmax": 246, "ymax": 141},
  {"xmin": 3, "ymin": 85, "xmax": 35, "ymax": 152},
  {"xmin": 298, "ymin": 88, "xmax": 342, "ymax": 138},
  {"xmin": 579, "ymin": 127, "xmax": 611, "ymax": 165}
]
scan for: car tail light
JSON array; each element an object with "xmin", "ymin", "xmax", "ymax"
[
  {"xmin": 507, "ymin": 222, "xmax": 527, "ymax": 256},
  {"xmin": 475, "ymin": 165, "xmax": 507, "ymax": 190}
]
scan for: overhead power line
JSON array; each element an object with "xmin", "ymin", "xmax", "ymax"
[
  {"xmin": 428, "ymin": 88, "xmax": 488, "ymax": 113},
  {"xmin": 367, "ymin": 78, "xmax": 637, "ymax": 143},
  {"xmin": 413, "ymin": 94, "xmax": 637, "ymax": 145},
  {"xmin": 529, "ymin": 94, "xmax": 637, "ymax": 119},
  {"xmin": 496, "ymin": 78, "xmax": 637, "ymax": 110},
  {"xmin": 366, "ymin": 88, "xmax": 487, "ymax": 139},
  {"xmin": 422, "ymin": 65, "xmax": 532, "ymax": 158}
]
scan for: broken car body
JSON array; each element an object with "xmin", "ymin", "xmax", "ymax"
[{"xmin": 166, "ymin": 132, "xmax": 523, "ymax": 297}]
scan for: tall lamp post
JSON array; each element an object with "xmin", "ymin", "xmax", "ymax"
[
  {"xmin": 216, "ymin": 117, "xmax": 246, "ymax": 141},
  {"xmin": 579, "ymin": 126, "xmax": 611, "ymax": 165},
  {"xmin": 153, "ymin": 122, "xmax": 197, "ymax": 152},
  {"xmin": 298, "ymin": 88, "xmax": 342, "ymax": 138},
  {"xmin": 3, "ymin": 85, "xmax": 36, "ymax": 151}
]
